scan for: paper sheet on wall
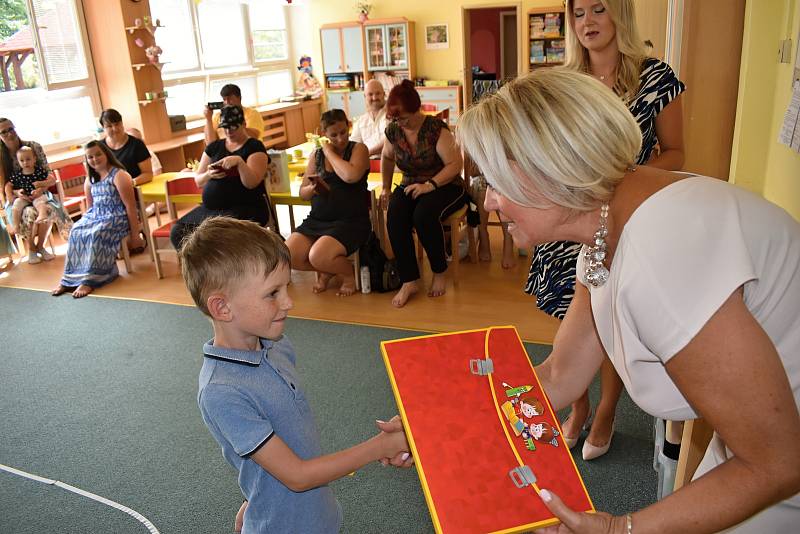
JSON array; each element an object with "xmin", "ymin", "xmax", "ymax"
[{"xmin": 778, "ymin": 80, "xmax": 800, "ymax": 153}]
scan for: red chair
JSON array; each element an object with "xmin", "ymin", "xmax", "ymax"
[
  {"xmin": 369, "ymin": 159, "xmax": 381, "ymax": 173},
  {"xmin": 420, "ymin": 103, "xmax": 437, "ymax": 111},
  {"xmin": 150, "ymin": 176, "xmax": 202, "ymax": 279},
  {"xmin": 54, "ymin": 163, "xmax": 88, "ymax": 217}
]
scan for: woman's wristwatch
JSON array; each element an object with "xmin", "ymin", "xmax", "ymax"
[{"xmin": 427, "ymin": 179, "xmax": 438, "ymax": 191}]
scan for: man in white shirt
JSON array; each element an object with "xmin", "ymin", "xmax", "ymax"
[{"xmin": 350, "ymin": 79, "xmax": 388, "ymax": 159}]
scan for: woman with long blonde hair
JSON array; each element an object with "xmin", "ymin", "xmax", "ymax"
[{"xmin": 525, "ymin": 0, "xmax": 686, "ymax": 461}]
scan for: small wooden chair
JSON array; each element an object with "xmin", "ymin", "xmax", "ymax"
[
  {"xmin": 149, "ymin": 176, "xmax": 202, "ymax": 279},
  {"xmin": 117, "ymin": 235, "xmax": 132, "ymax": 274},
  {"xmin": 415, "ymin": 205, "xmax": 477, "ymax": 288},
  {"xmin": 54, "ymin": 163, "xmax": 88, "ymax": 218}
]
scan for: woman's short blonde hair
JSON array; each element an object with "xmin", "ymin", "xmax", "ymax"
[
  {"xmin": 565, "ymin": 0, "xmax": 649, "ymax": 102},
  {"xmin": 456, "ymin": 68, "xmax": 641, "ymax": 212}
]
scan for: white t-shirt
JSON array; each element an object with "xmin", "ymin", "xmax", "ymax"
[
  {"xmin": 578, "ymin": 176, "xmax": 800, "ymax": 421},
  {"xmin": 350, "ymin": 108, "xmax": 387, "ymax": 155}
]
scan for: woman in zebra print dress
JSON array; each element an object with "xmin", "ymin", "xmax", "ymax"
[{"xmin": 527, "ymin": 0, "xmax": 686, "ymax": 460}]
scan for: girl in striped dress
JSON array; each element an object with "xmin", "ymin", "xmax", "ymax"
[{"xmin": 52, "ymin": 141, "xmax": 144, "ymax": 298}]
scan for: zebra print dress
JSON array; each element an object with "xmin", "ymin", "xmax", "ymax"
[{"xmin": 525, "ymin": 58, "xmax": 685, "ymax": 319}]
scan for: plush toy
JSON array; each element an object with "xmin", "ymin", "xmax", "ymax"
[{"xmin": 305, "ymin": 133, "xmax": 330, "ymax": 149}]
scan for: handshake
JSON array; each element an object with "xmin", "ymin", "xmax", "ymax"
[{"xmin": 306, "ymin": 133, "xmax": 330, "ymax": 149}]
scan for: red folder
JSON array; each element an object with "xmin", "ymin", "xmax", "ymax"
[{"xmin": 381, "ymin": 326, "xmax": 594, "ymax": 533}]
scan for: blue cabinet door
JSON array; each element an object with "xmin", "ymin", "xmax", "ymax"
[
  {"xmin": 342, "ymin": 26, "xmax": 364, "ymax": 73},
  {"xmin": 326, "ymin": 92, "xmax": 346, "ymax": 112},
  {"xmin": 347, "ymin": 91, "xmax": 366, "ymax": 119},
  {"xmin": 321, "ymin": 28, "xmax": 343, "ymax": 74}
]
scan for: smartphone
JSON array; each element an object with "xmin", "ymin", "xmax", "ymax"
[
  {"xmin": 307, "ymin": 174, "xmax": 330, "ymax": 195},
  {"xmin": 208, "ymin": 101, "xmax": 224, "ymax": 110}
]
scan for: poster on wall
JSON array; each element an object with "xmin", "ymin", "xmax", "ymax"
[{"xmin": 425, "ymin": 24, "xmax": 449, "ymax": 49}]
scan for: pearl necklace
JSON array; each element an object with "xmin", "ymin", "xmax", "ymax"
[{"xmin": 584, "ymin": 203, "xmax": 610, "ymax": 287}]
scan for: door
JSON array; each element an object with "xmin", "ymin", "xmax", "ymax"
[
  {"xmin": 500, "ymin": 12, "xmax": 518, "ymax": 79},
  {"xmin": 347, "ymin": 90, "xmax": 366, "ymax": 118},
  {"xmin": 365, "ymin": 25, "xmax": 387, "ymax": 71},
  {"xmin": 386, "ymin": 24, "xmax": 408, "ymax": 69},
  {"xmin": 321, "ymin": 28, "xmax": 343, "ymax": 74},
  {"xmin": 342, "ymin": 26, "xmax": 364, "ymax": 73}
]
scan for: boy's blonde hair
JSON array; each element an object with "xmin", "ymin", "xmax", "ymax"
[
  {"xmin": 179, "ymin": 217, "xmax": 290, "ymax": 316},
  {"xmin": 456, "ymin": 68, "xmax": 641, "ymax": 214},
  {"xmin": 564, "ymin": 0, "xmax": 649, "ymax": 103}
]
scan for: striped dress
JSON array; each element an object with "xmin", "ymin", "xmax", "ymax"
[
  {"xmin": 60, "ymin": 167, "xmax": 130, "ymax": 288},
  {"xmin": 525, "ymin": 58, "xmax": 686, "ymax": 319}
]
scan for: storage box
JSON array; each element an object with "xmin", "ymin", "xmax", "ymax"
[
  {"xmin": 168, "ymin": 114, "xmax": 186, "ymax": 132},
  {"xmin": 266, "ymin": 150, "xmax": 290, "ymax": 194}
]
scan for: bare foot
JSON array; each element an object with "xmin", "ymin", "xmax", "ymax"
[
  {"xmin": 501, "ymin": 236, "xmax": 515, "ymax": 269},
  {"xmin": 312, "ymin": 272, "xmax": 332, "ymax": 293},
  {"xmin": 391, "ymin": 281, "xmax": 419, "ymax": 308},
  {"xmin": 336, "ymin": 275, "xmax": 356, "ymax": 297},
  {"xmin": 51, "ymin": 285, "xmax": 72, "ymax": 296},
  {"xmin": 427, "ymin": 272, "xmax": 447, "ymax": 298},
  {"xmin": 72, "ymin": 285, "xmax": 94, "ymax": 299},
  {"xmin": 478, "ymin": 228, "xmax": 491, "ymax": 262}
]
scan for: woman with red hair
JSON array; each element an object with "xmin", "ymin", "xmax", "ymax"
[{"xmin": 379, "ymin": 80, "xmax": 466, "ymax": 308}]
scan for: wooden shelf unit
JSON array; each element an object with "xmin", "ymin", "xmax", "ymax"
[{"xmin": 527, "ymin": 6, "xmax": 566, "ymax": 71}]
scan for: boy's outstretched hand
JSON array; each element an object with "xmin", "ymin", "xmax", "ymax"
[
  {"xmin": 376, "ymin": 416, "xmax": 414, "ymax": 468},
  {"xmin": 234, "ymin": 500, "xmax": 247, "ymax": 533}
]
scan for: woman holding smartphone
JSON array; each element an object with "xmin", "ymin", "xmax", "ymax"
[
  {"xmin": 169, "ymin": 105, "xmax": 270, "ymax": 249},
  {"xmin": 285, "ymin": 109, "xmax": 371, "ymax": 296}
]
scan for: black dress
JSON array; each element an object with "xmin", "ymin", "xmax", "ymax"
[
  {"xmin": 170, "ymin": 137, "xmax": 269, "ymax": 249},
  {"xmin": 102, "ymin": 136, "xmax": 150, "ymax": 180},
  {"xmin": 295, "ymin": 141, "xmax": 371, "ymax": 255}
]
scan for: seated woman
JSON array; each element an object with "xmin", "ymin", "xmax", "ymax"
[
  {"xmin": 286, "ymin": 109, "xmax": 371, "ymax": 296},
  {"xmin": 99, "ymin": 109, "xmax": 153, "ymax": 187},
  {"xmin": 379, "ymin": 80, "xmax": 465, "ymax": 308},
  {"xmin": 0, "ymin": 117, "xmax": 72, "ymax": 263},
  {"xmin": 52, "ymin": 141, "xmax": 144, "ymax": 298},
  {"xmin": 169, "ymin": 105, "xmax": 269, "ymax": 249},
  {"xmin": 457, "ymin": 68, "xmax": 800, "ymax": 533}
]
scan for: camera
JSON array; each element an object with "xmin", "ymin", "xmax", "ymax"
[{"xmin": 207, "ymin": 101, "xmax": 224, "ymax": 110}]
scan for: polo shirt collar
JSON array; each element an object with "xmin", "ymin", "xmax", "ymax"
[{"xmin": 203, "ymin": 337, "xmax": 278, "ymax": 366}]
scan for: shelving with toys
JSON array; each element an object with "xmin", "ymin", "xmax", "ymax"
[{"xmin": 527, "ymin": 7, "xmax": 566, "ymax": 70}]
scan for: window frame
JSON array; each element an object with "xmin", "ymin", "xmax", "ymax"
[
  {"xmin": 0, "ymin": 0, "xmax": 102, "ymax": 152},
  {"xmin": 154, "ymin": 0, "xmax": 294, "ymax": 121}
]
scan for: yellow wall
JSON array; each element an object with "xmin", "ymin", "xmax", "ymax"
[
  {"xmin": 309, "ymin": 0, "xmax": 559, "ymax": 82},
  {"xmin": 730, "ymin": 0, "xmax": 800, "ymax": 220}
]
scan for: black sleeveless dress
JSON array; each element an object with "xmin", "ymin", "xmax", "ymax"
[{"xmin": 295, "ymin": 141, "xmax": 371, "ymax": 255}]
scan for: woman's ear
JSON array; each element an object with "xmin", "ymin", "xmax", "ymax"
[{"xmin": 207, "ymin": 292, "xmax": 232, "ymax": 322}]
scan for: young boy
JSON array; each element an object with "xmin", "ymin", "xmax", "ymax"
[
  {"xmin": 180, "ymin": 217, "xmax": 411, "ymax": 533},
  {"xmin": 5, "ymin": 146, "xmax": 50, "ymax": 236}
]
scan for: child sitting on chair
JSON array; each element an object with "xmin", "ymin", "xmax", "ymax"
[
  {"xmin": 5, "ymin": 146, "xmax": 49, "ymax": 236},
  {"xmin": 179, "ymin": 217, "xmax": 412, "ymax": 533},
  {"xmin": 286, "ymin": 109, "xmax": 372, "ymax": 296}
]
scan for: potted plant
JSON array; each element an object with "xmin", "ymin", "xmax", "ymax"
[{"xmin": 355, "ymin": 2, "xmax": 371, "ymax": 23}]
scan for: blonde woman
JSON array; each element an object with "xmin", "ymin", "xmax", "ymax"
[
  {"xmin": 457, "ymin": 67, "xmax": 800, "ymax": 534},
  {"xmin": 526, "ymin": 0, "xmax": 686, "ymax": 460}
]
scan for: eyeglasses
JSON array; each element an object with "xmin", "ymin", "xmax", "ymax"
[{"xmin": 0, "ymin": 127, "xmax": 15, "ymax": 135}]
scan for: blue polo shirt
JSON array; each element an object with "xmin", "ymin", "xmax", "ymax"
[{"xmin": 198, "ymin": 336, "xmax": 342, "ymax": 533}]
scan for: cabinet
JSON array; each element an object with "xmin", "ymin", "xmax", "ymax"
[
  {"xmin": 416, "ymin": 86, "xmax": 462, "ymax": 127},
  {"xmin": 527, "ymin": 6, "xmax": 566, "ymax": 71},
  {"xmin": 365, "ymin": 22, "xmax": 410, "ymax": 71},
  {"xmin": 325, "ymin": 90, "xmax": 365, "ymax": 119},
  {"xmin": 320, "ymin": 25, "xmax": 365, "ymax": 75}
]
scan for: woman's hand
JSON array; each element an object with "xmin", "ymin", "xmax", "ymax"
[
  {"xmin": 219, "ymin": 155, "xmax": 245, "ymax": 170},
  {"xmin": 375, "ymin": 416, "xmax": 414, "ymax": 468},
  {"xmin": 534, "ymin": 489, "xmax": 626, "ymax": 533},
  {"xmin": 30, "ymin": 188, "xmax": 44, "ymax": 200},
  {"xmin": 234, "ymin": 500, "xmax": 247, "ymax": 533},
  {"xmin": 404, "ymin": 181, "xmax": 435, "ymax": 199}
]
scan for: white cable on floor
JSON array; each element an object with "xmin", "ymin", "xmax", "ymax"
[{"xmin": 0, "ymin": 463, "xmax": 160, "ymax": 534}]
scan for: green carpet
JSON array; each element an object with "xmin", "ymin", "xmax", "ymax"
[{"xmin": 0, "ymin": 287, "xmax": 655, "ymax": 533}]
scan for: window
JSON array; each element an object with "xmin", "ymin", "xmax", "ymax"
[
  {"xmin": 150, "ymin": 0, "xmax": 295, "ymax": 119},
  {"xmin": 0, "ymin": 0, "xmax": 100, "ymax": 148}
]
